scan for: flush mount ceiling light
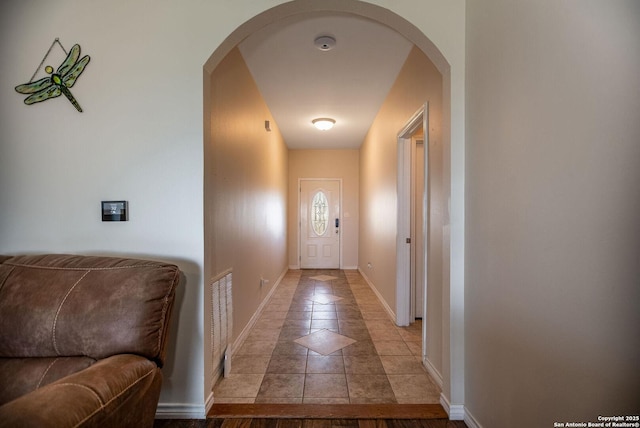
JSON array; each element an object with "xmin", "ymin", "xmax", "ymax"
[{"xmin": 312, "ymin": 118, "xmax": 336, "ymax": 131}]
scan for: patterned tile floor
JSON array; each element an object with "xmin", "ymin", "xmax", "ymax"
[{"xmin": 213, "ymin": 269, "xmax": 440, "ymax": 404}]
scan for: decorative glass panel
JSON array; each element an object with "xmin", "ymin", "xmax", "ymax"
[{"xmin": 311, "ymin": 191, "xmax": 329, "ymax": 236}]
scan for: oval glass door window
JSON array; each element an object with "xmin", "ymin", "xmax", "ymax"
[{"xmin": 311, "ymin": 191, "xmax": 329, "ymax": 236}]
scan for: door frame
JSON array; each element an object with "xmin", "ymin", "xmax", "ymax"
[
  {"xmin": 411, "ymin": 136, "xmax": 425, "ymax": 319},
  {"xmin": 396, "ymin": 103, "xmax": 428, "ymax": 339},
  {"xmin": 297, "ymin": 178, "xmax": 343, "ymax": 269}
]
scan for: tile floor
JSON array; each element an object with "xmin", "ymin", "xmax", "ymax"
[{"xmin": 213, "ymin": 269, "xmax": 440, "ymax": 404}]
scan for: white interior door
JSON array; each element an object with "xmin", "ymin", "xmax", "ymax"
[{"xmin": 300, "ymin": 180, "xmax": 340, "ymax": 269}]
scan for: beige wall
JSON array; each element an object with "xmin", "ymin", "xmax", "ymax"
[
  {"xmin": 359, "ymin": 46, "xmax": 444, "ymax": 375},
  {"xmin": 204, "ymin": 47, "xmax": 289, "ymax": 385},
  {"xmin": 465, "ymin": 1, "xmax": 640, "ymax": 426},
  {"xmin": 288, "ymin": 150, "xmax": 359, "ymax": 269}
]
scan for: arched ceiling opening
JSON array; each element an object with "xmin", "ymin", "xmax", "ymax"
[{"xmin": 204, "ymin": 0, "xmax": 451, "ymax": 152}]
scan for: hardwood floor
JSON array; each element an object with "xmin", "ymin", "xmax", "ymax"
[
  {"xmin": 208, "ymin": 403, "xmax": 449, "ymax": 419},
  {"xmin": 154, "ymin": 418, "xmax": 467, "ymax": 428},
  {"xmin": 154, "ymin": 404, "xmax": 468, "ymax": 428}
]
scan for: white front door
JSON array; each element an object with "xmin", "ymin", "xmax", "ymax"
[{"xmin": 300, "ymin": 180, "xmax": 340, "ymax": 269}]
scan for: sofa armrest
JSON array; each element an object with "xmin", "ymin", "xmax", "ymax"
[{"xmin": 0, "ymin": 354, "xmax": 162, "ymax": 428}]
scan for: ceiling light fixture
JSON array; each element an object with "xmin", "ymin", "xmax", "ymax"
[{"xmin": 312, "ymin": 118, "xmax": 336, "ymax": 131}]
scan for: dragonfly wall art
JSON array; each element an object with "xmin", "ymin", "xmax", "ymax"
[{"xmin": 15, "ymin": 42, "xmax": 90, "ymax": 112}]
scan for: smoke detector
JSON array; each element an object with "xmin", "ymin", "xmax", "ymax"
[{"xmin": 314, "ymin": 35, "xmax": 336, "ymax": 51}]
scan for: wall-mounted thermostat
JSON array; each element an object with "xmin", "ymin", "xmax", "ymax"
[{"xmin": 102, "ymin": 200, "xmax": 128, "ymax": 221}]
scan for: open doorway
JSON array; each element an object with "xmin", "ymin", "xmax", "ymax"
[
  {"xmin": 396, "ymin": 103, "xmax": 444, "ymax": 388},
  {"xmin": 204, "ymin": 0, "xmax": 458, "ymax": 417},
  {"xmin": 396, "ymin": 104, "xmax": 428, "ymax": 328}
]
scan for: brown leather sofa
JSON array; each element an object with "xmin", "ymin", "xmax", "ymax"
[{"xmin": 0, "ymin": 254, "xmax": 180, "ymax": 428}]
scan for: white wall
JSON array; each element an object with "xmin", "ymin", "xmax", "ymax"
[
  {"xmin": 0, "ymin": 0, "xmax": 216, "ymax": 415},
  {"xmin": 0, "ymin": 0, "xmax": 466, "ymax": 417},
  {"xmin": 465, "ymin": 1, "xmax": 640, "ymax": 427}
]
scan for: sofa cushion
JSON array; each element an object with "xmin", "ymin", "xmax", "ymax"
[
  {"xmin": 0, "ymin": 254, "xmax": 179, "ymax": 366},
  {"xmin": 0, "ymin": 356, "xmax": 96, "ymax": 406},
  {"xmin": 0, "ymin": 354, "xmax": 162, "ymax": 428}
]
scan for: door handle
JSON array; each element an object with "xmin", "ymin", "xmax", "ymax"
[{"xmin": 335, "ymin": 218, "xmax": 339, "ymax": 228}]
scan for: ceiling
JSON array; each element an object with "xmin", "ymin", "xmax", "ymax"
[{"xmin": 238, "ymin": 13, "xmax": 413, "ymax": 150}]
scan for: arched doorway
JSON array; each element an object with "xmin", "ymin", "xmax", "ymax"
[{"xmin": 203, "ymin": 0, "xmax": 463, "ymax": 418}]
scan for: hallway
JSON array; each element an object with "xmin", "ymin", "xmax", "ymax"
[{"xmin": 213, "ymin": 269, "xmax": 440, "ymax": 404}]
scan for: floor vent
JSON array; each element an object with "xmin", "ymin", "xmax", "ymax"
[{"xmin": 211, "ymin": 269, "xmax": 233, "ymax": 387}]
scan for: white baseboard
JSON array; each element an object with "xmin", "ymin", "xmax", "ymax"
[
  {"xmin": 205, "ymin": 391, "xmax": 215, "ymax": 415},
  {"xmin": 231, "ymin": 267, "xmax": 288, "ymax": 353},
  {"xmin": 357, "ymin": 267, "xmax": 396, "ymax": 321},
  {"xmin": 423, "ymin": 357, "xmax": 444, "ymax": 388},
  {"xmin": 155, "ymin": 402, "xmax": 206, "ymax": 419},
  {"xmin": 464, "ymin": 407, "xmax": 482, "ymax": 428},
  {"xmin": 289, "ymin": 264, "xmax": 300, "ymax": 270},
  {"xmin": 440, "ymin": 393, "xmax": 465, "ymax": 421}
]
